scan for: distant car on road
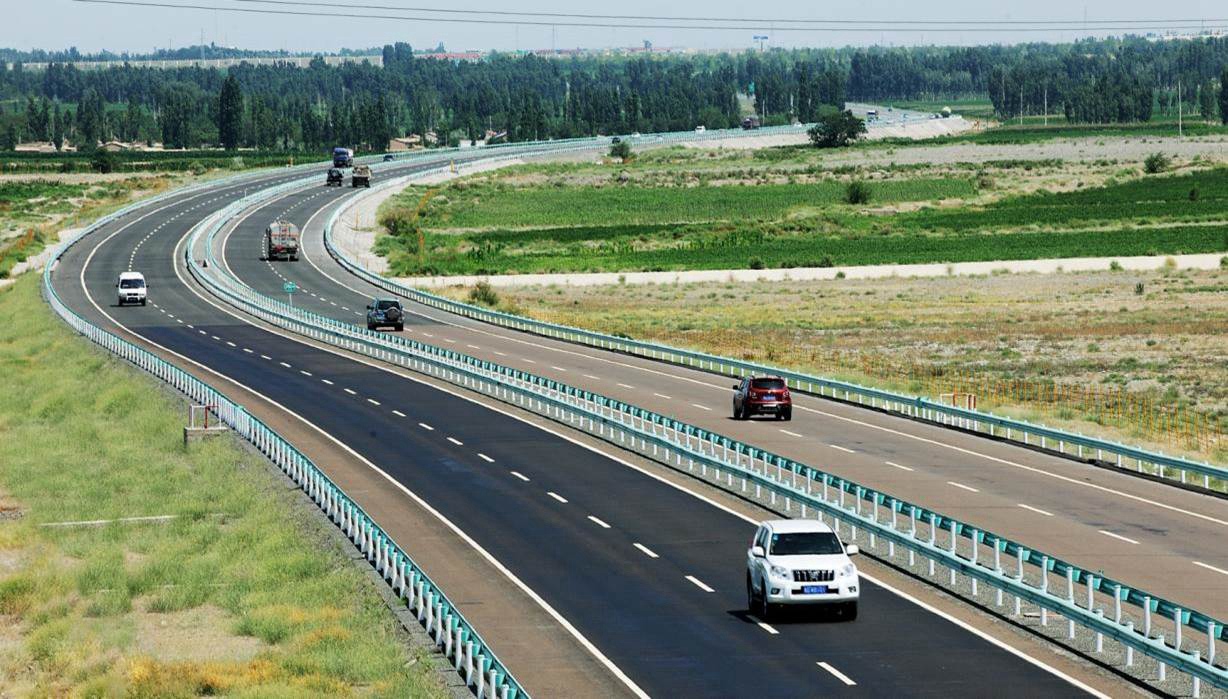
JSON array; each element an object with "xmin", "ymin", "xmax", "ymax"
[
  {"xmin": 732, "ymin": 376, "xmax": 792, "ymax": 420},
  {"xmin": 326, "ymin": 168, "xmax": 343, "ymax": 186},
  {"xmin": 366, "ymin": 298, "xmax": 404, "ymax": 331},
  {"xmin": 747, "ymin": 519, "xmax": 860, "ymax": 621},
  {"xmin": 383, "ymin": 154, "xmax": 395, "ymax": 162},
  {"xmin": 116, "ymin": 271, "xmax": 147, "ymax": 306},
  {"xmin": 741, "ymin": 115, "xmax": 760, "ymax": 130},
  {"xmin": 695, "ymin": 125, "xmax": 706, "ymax": 132},
  {"xmin": 611, "ymin": 136, "xmax": 622, "ymax": 144}
]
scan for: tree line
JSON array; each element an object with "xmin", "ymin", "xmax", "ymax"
[{"xmin": 2, "ymin": 35, "xmax": 1228, "ymax": 153}]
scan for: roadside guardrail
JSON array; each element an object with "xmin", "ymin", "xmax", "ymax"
[
  {"xmin": 320, "ymin": 194, "xmax": 1227, "ymax": 494},
  {"xmin": 190, "ymin": 172, "xmax": 1228, "ymax": 695},
  {"xmin": 41, "ymin": 170, "xmax": 529, "ymax": 699}
]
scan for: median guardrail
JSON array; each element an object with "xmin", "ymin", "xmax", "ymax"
[
  {"xmin": 320, "ymin": 193, "xmax": 1227, "ymax": 494},
  {"xmin": 191, "ymin": 172, "xmax": 1228, "ymax": 695},
  {"xmin": 41, "ymin": 170, "xmax": 528, "ymax": 699}
]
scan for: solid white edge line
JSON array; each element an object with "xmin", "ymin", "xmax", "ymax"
[
  {"xmin": 816, "ymin": 661, "xmax": 856, "ymax": 686},
  {"xmin": 685, "ymin": 575, "xmax": 715, "ymax": 593},
  {"xmin": 81, "ymin": 218, "xmax": 654, "ymax": 699},
  {"xmin": 633, "ymin": 543, "xmax": 659, "ymax": 559}
]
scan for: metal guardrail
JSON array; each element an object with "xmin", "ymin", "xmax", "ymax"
[
  {"xmin": 190, "ymin": 171, "xmax": 1228, "ymax": 694},
  {"xmin": 41, "ymin": 172, "xmax": 528, "ymax": 699},
  {"xmin": 320, "ymin": 197, "xmax": 1227, "ymax": 493}
]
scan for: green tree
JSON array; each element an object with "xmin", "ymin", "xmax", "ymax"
[
  {"xmin": 217, "ymin": 74, "xmax": 243, "ymax": 150},
  {"xmin": 1, "ymin": 124, "xmax": 17, "ymax": 151},
  {"xmin": 609, "ymin": 140, "xmax": 632, "ymax": 160},
  {"xmin": 1220, "ymin": 69, "xmax": 1228, "ymax": 125},
  {"xmin": 1197, "ymin": 81, "xmax": 1216, "ymax": 121},
  {"xmin": 808, "ymin": 110, "xmax": 866, "ymax": 148}
]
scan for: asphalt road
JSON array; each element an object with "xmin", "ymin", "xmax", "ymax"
[
  {"xmin": 48, "ymin": 154, "xmax": 1099, "ymax": 697},
  {"xmin": 213, "ymin": 165, "xmax": 1228, "ymax": 623}
]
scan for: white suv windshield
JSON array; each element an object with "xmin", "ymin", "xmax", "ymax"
[{"xmin": 770, "ymin": 532, "xmax": 842, "ymax": 556}]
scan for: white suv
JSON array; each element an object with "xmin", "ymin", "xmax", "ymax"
[
  {"xmin": 116, "ymin": 271, "xmax": 147, "ymax": 306},
  {"xmin": 746, "ymin": 519, "xmax": 860, "ymax": 621}
]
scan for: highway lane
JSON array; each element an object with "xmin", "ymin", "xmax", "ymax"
[
  {"xmin": 215, "ymin": 173, "xmax": 1228, "ymax": 620},
  {"xmin": 48, "ymin": 165, "xmax": 1096, "ymax": 696}
]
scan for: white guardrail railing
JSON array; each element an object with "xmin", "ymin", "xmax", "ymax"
[
  {"xmin": 321, "ymin": 184, "xmax": 1227, "ymax": 495},
  {"xmin": 187, "ymin": 162, "xmax": 1228, "ymax": 695},
  {"xmin": 42, "ymin": 166, "xmax": 530, "ymax": 699}
]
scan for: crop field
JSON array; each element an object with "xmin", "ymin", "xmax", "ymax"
[
  {"xmin": 377, "ymin": 152, "xmax": 1228, "ymax": 276},
  {"xmin": 471, "ymin": 266, "xmax": 1227, "ymax": 463},
  {"xmin": 0, "ymin": 275, "xmax": 446, "ymax": 696}
]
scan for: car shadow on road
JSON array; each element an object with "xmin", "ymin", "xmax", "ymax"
[{"xmin": 727, "ymin": 607, "xmax": 854, "ymax": 626}]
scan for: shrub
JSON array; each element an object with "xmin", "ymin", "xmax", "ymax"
[
  {"xmin": 1221, "ymin": 255, "xmax": 1228, "ymax": 269},
  {"xmin": 835, "ymin": 270, "xmax": 846, "ymax": 279},
  {"xmin": 1109, "ymin": 260, "xmax": 1123, "ymax": 271},
  {"xmin": 609, "ymin": 141, "xmax": 632, "ymax": 161},
  {"xmin": 1134, "ymin": 282, "xmax": 1145, "ymax": 295},
  {"xmin": 468, "ymin": 281, "xmax": 499, "ymax": 307},
  {"xmin": 748, "ymin": 256, "xmax": 765, "ymax": 270},
  {"xmin": 844, "ymin": 180, "xmax": 872, "ymax": 205},
  {"xmin": 1143, "ymin": 152, "xmax": 1170, "ymax": 174},
  {"xmin": 89, "ymin": 149, "xmax": 117, "ymax": 174},
  {"xmin": 1189, "ymin": 186, "xmax": 1200, "ymax": 201}
]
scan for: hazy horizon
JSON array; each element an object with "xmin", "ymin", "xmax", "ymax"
[{"xmin": 6, "ymin": 0, "xmax": 1228, "ymax": 57}]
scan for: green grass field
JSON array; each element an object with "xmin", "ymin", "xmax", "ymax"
[
  {"xmin": 0, "ymin": 275, "xmax": 445, "ymax": 697},
  {"xmin": 379, "ymin": 166, "xmax": 1228, "ymax": 276}
]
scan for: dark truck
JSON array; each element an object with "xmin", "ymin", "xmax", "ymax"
[
  {"xmin": 366, "ymin": 298, "xmax": 403, "ymax": 331},
  {"xmin": 351, "ymin": 164, "xmax": 372, "ymax": 188},
  {"xmin": 332, "ymin": 147, "xmax": 354, "ymax": 168},
  {"xmin": 326, "ymin": 167, "xmax": 343, "ymax": 186},
  {"xmin": 264, "ymin": 220, "xmax": 300, "ymax": 261}
]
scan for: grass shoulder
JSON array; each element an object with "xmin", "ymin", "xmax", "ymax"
[{"xmin": 0, "ymin": 274, "xmax": 446, "ymax": 697}]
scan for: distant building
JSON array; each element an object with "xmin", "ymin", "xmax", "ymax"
[
  {"xmin": 387, "ymin": 135, "xmax": 422, "ymax": 151},
  {"xmin": 14, "ymin": 141, "xmax": 58, "ymax": 153}
]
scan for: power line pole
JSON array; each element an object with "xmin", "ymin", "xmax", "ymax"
[
  {"xmin": 1043, "ymin": 81, "xmax": 1048, "ymax": 126},
  {"xmin": 1178, "ymin": 78, "xmax": 1183, "ymax": 138}
]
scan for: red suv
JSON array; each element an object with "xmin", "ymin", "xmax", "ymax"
[{"xmin": 732, "ymin": 376, "xmax": 792, "ymax": 421}]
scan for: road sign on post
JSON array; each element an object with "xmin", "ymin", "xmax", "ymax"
[{"xmin": 283, "ymin": 280, "xmax": 298, "ymax": 307}]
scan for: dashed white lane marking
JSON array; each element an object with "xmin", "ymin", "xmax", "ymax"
[
  {"xmin": 584, "ymin": 374, "xmax": 600, "ymax": 380},
  {"xmin": 817, "ymin": 661, "xmax": 856, "ymax": 686},
  {"xmin": 175, "ymin": 319, "xmax": 183, "ymax": 324},
  {"xmin": 478, "ymin": 453, "xmax": 495, "ymax": 463},
  {"xmin": 685, "ymin": 575, "xmax": 715, "ymax": 593},
  {"xmin": 186, "ymin": 324, "xmax": 193, "ymax": 328},
  {"xmin": 885, "ymin": 461, "xmax": 914, "ymax": 471},
  {"xmin": 653, "ymin": 393, "xmax": 672, "ymax": 400},
  {"xmin": 321, "ymin": 379, "xmax": 334, "ymax": 385},
  {"xmin": 1018, "ymin": 503, "xmax": 1054, "ymax": 517},
  {"xmin": 756, "ymin": 621, "xmax": 779, "ymax": 635},
  {"xmin": 279, "ymin": 362, "xmax": 292, "ymax": 368},
  {"xmin": 299, "ymin": 370, "xmax": 312, "ymax": 377},
  {"xmin": 447, "ymin": 437, "xmax": 463, "ymax": 446},
  {"xmin": 199, "ymin": 330, "xmax": 207, "ymax": 335},
  {"xmin": 523, "ymin": 358, "xmax": 537, "ymax": 364},
  {"xmin": 587, "ymin": 515, "xmax": 612, "ymax": 529},
  {"xmin": 691, "ymin": 403, "xmax": 712, "ymax": 411},
  {"xmin": 242, "ymin": 348, "xmax": 253, "ymax": 354},
  {"xmin": 947, "ymin": 481, "xmax": 980, "ymax": 493},
  {"xmin": 225, "ymin": 341, "xmax": 236, "ymax": 347},
  {"xmin": 617, "ymin": 383, "xmax": 634, "ymax": 389},
  {"xmin": 547, "ymin": 491, "xmax": 568, "ymax": 504},
  {"xmin": 634, "ymin": 543, "xmax": 659, "ymax": 559},
  {"xmin": 367, "ymin": 398, "xmax": 382, "ymax": 406},
  {"xmin": 779, "ymin": 429, "xmax": 803, "ymax": 437},
  {"xmin": 494, "ymin": 351, "xmax": 508, "ymax": 356},
  {"xmin": 343, "ymin": 388, "xmax": 357, "ymax": 395},
  {"xmin": 444, "ymin": 339, "xmax": 456, "ymax": 344},
  {"xmin": 211, "ymin": 335, "xmax": 221, "ymax": 341},
  {"xmin": 422, "ymin": 333, "xmax": 434, "ymax": 337},
  {"xmin": 418, "ymin": 422, "xmax": 434, "ymax": 431},
  {"xmin": 468, "ymin": 344, "xmax": 481, "ymax": 349},
  {"xmin": 1099, "ymin": 530, "xmax": 1140, "ymax": 545},
  {"xmin": 260, "ymin": 354, "xmax": 271, "ymax": 360},
  {"xmin": 551, "ymin": 366, "xmax": 567, "ymax": 372},
  {"xmin": 510, "ymin": 471, "xmax": 531, "ymax": 482},
  {"xmin": 1194, "ymin": 561, "xmax": 1228, "ymax": 576},
  {"xmin": 829, "ymin": 444, "xmax": 856, "ymax": 453},
  {"xmin": 392, "ymin": 410, "xmax": 407, "ymax": 417}
]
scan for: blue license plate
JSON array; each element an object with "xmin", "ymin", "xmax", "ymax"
[{"xmin": 802, "ymin": 585, "xmax": 828, "ymax": 594}]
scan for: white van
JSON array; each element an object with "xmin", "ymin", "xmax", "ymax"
[{"xmin": 116, "ymin": 271, "xmax": 147, "ymax": 306}]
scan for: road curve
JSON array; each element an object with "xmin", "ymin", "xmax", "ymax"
[{"xmin": 49, "ymin": 154, "xmax": 1099, "ymax": 697}]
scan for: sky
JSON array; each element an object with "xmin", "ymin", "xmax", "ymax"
[{"xmin": 5, "ymin": 0, "xmax": 1227, "ymax": 55}]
